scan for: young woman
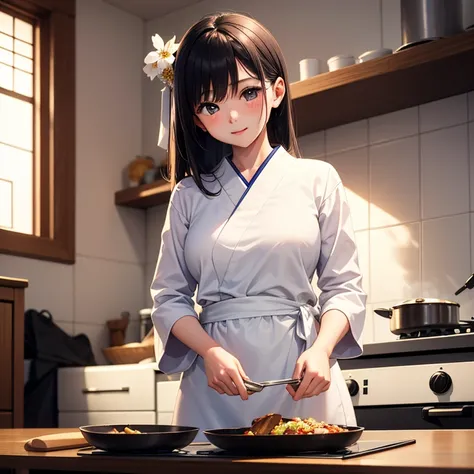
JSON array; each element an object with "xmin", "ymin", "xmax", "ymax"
[{"xmin": 151, "ymin": 11, "xmax": 366, "ymax": 438}]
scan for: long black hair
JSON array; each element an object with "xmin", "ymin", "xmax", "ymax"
[{"xmin": 172, "ymin": 12, "xmax": 300, "ymax": 195}]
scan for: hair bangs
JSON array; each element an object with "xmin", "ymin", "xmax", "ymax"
[{"xmin": 187, "ymin": 31, "xmax": 239, "ymax": 108}]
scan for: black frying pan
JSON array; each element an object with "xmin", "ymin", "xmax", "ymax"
[
  {"xmin": 203, "ymin": 425, "xmax": 364, "ymax": 454},
  {"xmin": 79, "ymin": 424, "xmax": 198, "ymax": 453}
]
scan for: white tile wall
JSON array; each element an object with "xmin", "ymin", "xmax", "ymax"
[
  {"xmin": 326, "ymin": 147, "xmax": 369, "ymax": 231},
  {"xmin": 326, "ymin": 120, "xmax": 368, "ymax": 155},
  {"xmin": 298, "ymin": 131, "xmax": 325, "ymax": 158},
  {"xmin": 369, "ymin": 107, "xmax": 418, "ymax": 144},
  {"xmin": 370, "ymin": 136, "xmax": 420, "ymax": 228},
  {"xmin": 288, "ymin": 92, "xmax": 474, "ymax": 343},
  {"xmin": 421, "ymin": 214, "xmax": 471, "ymax": 298},
  {"xmin": 370, "ymin": 223, "xmax": 421, "ymax": 303},
  {"xmin": 419, "ymin": 95, "xmax": 468, "ymax": 133},
  {"xmin": 421, "ymin": 125, "xmax": 469, "ymax": 219}
]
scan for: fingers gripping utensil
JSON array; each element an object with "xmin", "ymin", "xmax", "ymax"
[{"xmin": 244, "ymin": 378, "xmax": 302, "ymax": 394}]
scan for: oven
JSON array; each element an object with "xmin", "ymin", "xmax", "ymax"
[{"xmin": 340, "ymin": 333, "xmax": 474, "ymax": 430}]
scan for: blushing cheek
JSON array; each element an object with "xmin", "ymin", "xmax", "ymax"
[
  {"xmin": 202, "ymin": 113, "xmax": 222, "ymax": 132},
  {"xmin": 246, "ymin": 94, "xmax": 263, "ymax": 112}
]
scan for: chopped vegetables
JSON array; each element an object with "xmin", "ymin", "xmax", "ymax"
[{"xmin": 245, "ymin": 417, "xmax": 348, "ymax": 436}]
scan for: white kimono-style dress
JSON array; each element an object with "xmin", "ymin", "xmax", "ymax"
[{"xmin": 151, "ymin": 145, "xmax": 366, "ymax": 440}]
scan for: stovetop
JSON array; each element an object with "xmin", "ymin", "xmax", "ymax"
[
  {"xmin": 77, "ymin": 439, "xmax": 416, "ymax": 460},
  {"xmin": 399, "ymin": 324, "xmax": 473, "ymax": 339},
  {"xmin": 358, "ymin": 331, "xmax": 474, "ymax": 358}
]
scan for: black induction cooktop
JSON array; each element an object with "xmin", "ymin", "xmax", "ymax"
[{"xmin": 77, "ymin": 439, "xmax": 416, "ymax": 460}]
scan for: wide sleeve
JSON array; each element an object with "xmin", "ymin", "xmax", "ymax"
[
  {"xmin": 315, "ymin": 167, "xmax": 367, "ymax": 359},
  {"xmin": 150, "ymin": 187, "xmax": 199, "ymax": 374}
]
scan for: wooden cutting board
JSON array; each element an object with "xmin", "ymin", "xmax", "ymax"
[{"xmin": 24, "ymin": 431, "xmax": 89, "ymax": 452}]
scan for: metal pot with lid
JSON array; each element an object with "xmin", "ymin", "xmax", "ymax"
[{"xmin": 374, "ymin": 298, "xmax": 461, "ymax": 335}]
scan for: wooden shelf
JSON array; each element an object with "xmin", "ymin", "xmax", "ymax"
[
  {"xmin": 291, "ymin": 29, "xmax": 474, "ymax": 137},
  {"xmin": 114, "ymin": 179, "xmax": 171, "ymax": 209},
  {"xmin": 115, "ymin": 30, "xmax": 474, "ymax": 209}
]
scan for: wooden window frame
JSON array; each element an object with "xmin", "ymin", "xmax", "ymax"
[{"xmin": 0, "ymin": 0, "xmax": 75, "ymax": 264}]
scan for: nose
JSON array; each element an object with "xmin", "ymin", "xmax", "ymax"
[{"xmin": 229, "ymin": 109, "xmax": 238, "ymax": 123}]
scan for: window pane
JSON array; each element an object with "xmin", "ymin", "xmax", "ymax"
[
  {"xmin": 0, "ymin": 32, "xmax": 13, "ymax": 51},
  {"xmin": 0, "ymin": 12, "xmax": 13, "ymax": 36},
  {"xmin": 0, "ymin": 177, "xmax": 13, "ymax": 229},
  {"xmin": 0, "ymin": 93, "xmax": 33, "ymax": 151},
  {"xmin": 0, "ymin": 62, "xmax": 12, "ymax": 90},
  {"xmin": 14, "ymin": 18, "xmax": 32, "ymax": 44},
  {"xmin": 14, "ymin": 53, "xmax": 32, "ymax": 73},
  {"xmin": 0, "ymin": 143, "xmax": 33, "ymax": 235},
  {"xmin": 14, "ymin": 39, "xmax": 32, "ymax": 58},
  {"xmin": 0, "ymin": 47, "xmax": 13, "ymax": 65},
  {"xmin": 13, "ymin": 69, "xmax": 32, "ymax": 96}
]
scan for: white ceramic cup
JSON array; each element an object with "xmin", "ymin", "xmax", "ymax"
[
  {"xmin": 327, "ymin": 54, "xmax": 356, "ymax": 72},
  {"xmin": 299, "ymin": 58, "xmax": 321, "ymax": 80}
]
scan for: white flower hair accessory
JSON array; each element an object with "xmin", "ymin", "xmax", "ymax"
[
  {"xmin": 143, "ymin": 34, "xmax": 179, "ymax": 88},
  {"xmin": 143, "ymin": 33, "xmax": 179, "ymax": 150}
]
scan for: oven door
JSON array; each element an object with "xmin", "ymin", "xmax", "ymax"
[{"xmin": 355, "ymin": 404, "xmax": 474, "ymax": 430}]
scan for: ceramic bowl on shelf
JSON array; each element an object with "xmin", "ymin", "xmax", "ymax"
[
  {"xmin": 327, "ymin": 54, "xmax": 356, "ymax": 72},
  {"xmin": 358, "ymin": 48, "xmax": 393, "ymax": 63}
]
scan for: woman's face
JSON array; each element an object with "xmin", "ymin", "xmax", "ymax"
[{"xmin": 194, "ymin": 61, "xmax": 282, "ymax": 148}]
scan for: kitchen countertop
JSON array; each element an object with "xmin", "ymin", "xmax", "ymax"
[{"xmin": 0, "ymin": 428, "xmax": 473, "ymax": 474}]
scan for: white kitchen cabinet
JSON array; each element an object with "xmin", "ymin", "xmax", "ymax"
[
  {"xmin": 156, "ymin": 380, "xmax": 180, "ymax": 425},
  {"xmin": 59, "ymin": 411, "xmax": 156, "ymax": 427},
  {"xmin": 57, "ymin": 363, "xmax": 181, "ymax": 428}
]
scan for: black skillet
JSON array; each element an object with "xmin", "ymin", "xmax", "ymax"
[
  {"xmin": 203, "ymin": 421, "xmax": 364, "ymax": 455},
  {"xmin": 79, "ymin": 424, "xmax": 199, "ymax": 453}
]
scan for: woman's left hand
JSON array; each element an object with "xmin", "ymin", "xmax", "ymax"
[{"xmin": 287, "ymin": 346, "xmax": 331, "ymax": 401}]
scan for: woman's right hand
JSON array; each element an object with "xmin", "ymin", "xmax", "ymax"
[{"xmin": 203, "ymin": 346, "xmax": 249, "ymax": 400}]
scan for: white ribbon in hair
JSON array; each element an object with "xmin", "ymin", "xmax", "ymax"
[{"xmin": 158, "ymin": 86, "xmax": 170, "ymax": 150}]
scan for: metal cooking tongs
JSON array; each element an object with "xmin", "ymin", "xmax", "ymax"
[{"xmin": 244, "ymin": 377, "xmax": 302, "ymax": 393}]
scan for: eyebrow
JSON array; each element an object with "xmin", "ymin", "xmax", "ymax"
[{"xmin": 230, "ymin": 77, "xmax": 259, "ymax": 86}]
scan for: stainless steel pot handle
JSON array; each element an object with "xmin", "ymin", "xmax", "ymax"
[
  {"xmin": 374, "ymin": 308, "xmax": 392, "ymax": 319},
  {"xmin": 422, "ymin": 405, "xmax": 473, "ymax": 419}
]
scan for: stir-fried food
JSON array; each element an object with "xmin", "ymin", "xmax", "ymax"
[
  {"xmin": 245, "ymin": 415, "xmax": 348, "ymax": 435},
  {"xmin": 109, "ymin": 427, "xmax": 142, "ymax": 434}
]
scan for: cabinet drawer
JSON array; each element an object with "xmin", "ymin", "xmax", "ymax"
[
  {"xmin": 157, "ymin": 412, "xmax": 174, "ymax": 425},
  {"xmin": 59, "ymin": 411, "xmax": 156, "ymax": 428},
  {"xmin": 58, "ymin": 364, "xmax": 155, "ymax": 412},
  {"xmin": 0, "ymin": 412, "xmax": 12, "ymax": 428},
  {"xmin": 156, "ymin": 380, "xmax": 180, "ymax": 412}
]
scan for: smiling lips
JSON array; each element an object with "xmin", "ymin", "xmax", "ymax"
[{"xmin": 231, "ymin": 127, "xmax": 248, "ymax": 135}]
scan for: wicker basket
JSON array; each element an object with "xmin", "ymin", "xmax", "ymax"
[{"xmin": 102, "ymin": 342, "xmax": 154, "ymax": 365}]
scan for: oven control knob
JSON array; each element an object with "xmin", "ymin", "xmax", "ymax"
[
  {"xmin": 345, "ymin": 379, "xmax": 359, "ymax": 396},
  {"xmin": 429, "ymin": 371, "xmax": 452, "ymax": 394}
]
